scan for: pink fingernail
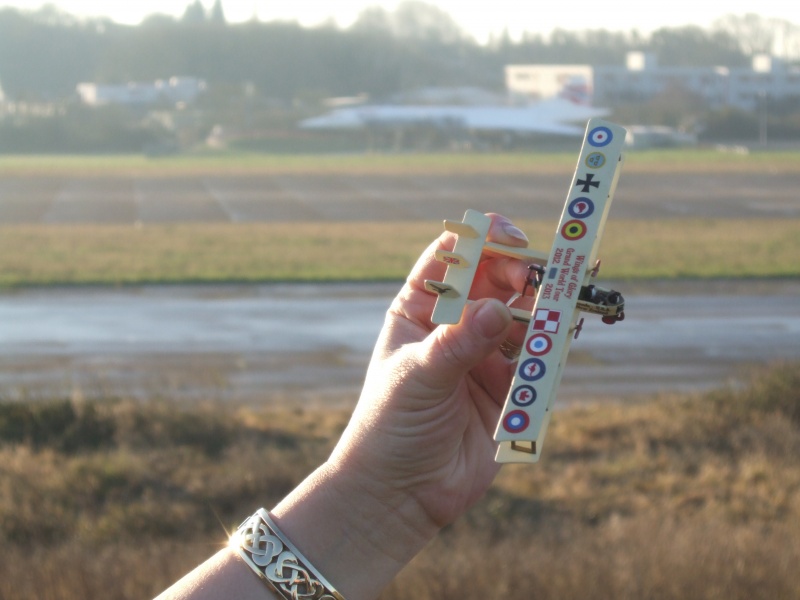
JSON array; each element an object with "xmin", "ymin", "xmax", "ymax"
[{"xmin": 502, "ymin": 223, "xmax": 528, "ymax": 243}]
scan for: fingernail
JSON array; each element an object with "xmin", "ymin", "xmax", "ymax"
[
  {"xmin": 502, "ymin": 223, "xmax": 528, "ymax": 243},
  {"xmin": 473, "ymin": 299, "xmax": 511, "ymax": 338}
]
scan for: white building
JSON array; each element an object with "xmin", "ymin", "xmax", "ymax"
[
  {"xmin": 506, "ymin": 65, "xmax": 594, "ymax": 105},
  {"xmin": 507, "ymin": 52, "xmax": 800, "ymax": 112},
  {"xmin": 76, "ymin": 77, "xmax": 207, "ymax": 107}
]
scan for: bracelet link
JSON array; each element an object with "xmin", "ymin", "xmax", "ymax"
[{"xmin": 232, "ymin": 508, "xmax": 345, "ymax": 600}]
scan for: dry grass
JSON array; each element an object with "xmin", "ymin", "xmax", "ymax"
[
  {"xmin": 0, "ymin": 362, "xmax": 798, "ymax": 599},
  {"xmin": 0, "ymin": 150, "xmax": 798, "ymax": 177},
  {"xmin": 0, "ymin": 218, "xmax": 797, "ymax": 286}
]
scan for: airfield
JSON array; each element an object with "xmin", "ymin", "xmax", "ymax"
[
  {"xmin": 0, "ymin": 169, "xmax": 798, "ymax": 225},
  {"xmin": 1, "ymin": 153, "xmax": 798, "ymax": 405}
]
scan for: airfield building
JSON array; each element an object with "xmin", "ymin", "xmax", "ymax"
[
  {"xmin": 76, "ymin": 77, "xmax": 207, "ymax": 107},
  {"xmin": 507, "ymin": 52, "xmax": 800, "ymax": 112}
]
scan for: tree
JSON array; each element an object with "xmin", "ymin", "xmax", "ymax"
[
  {"xmin": 392, "ymin": 1, "xmax": 465, "ymax": 43},
  {"xmin": 649, "ymin": 25, "xmax": 746, "ymax": 66},
  {"xmin": 713, "ymin": 13, "xmax": 775, "ymax": 56},
  {"xmin": 181, "ymin": 1, "xmax": 206, "ymax": 24},
  {"xmin": 350, "ymin": 6, "xmax": 392, "ymax": 35},
  {"xmin": 352, "ymin": 1, "xmax": 465, "ymax": 44},
  {"xmin": 210, "ymin": 0, "xmax": 226, "ymax": 26}
]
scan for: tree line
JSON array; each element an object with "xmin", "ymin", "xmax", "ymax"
[
  {"xmin": 1, "ymin": 3, "xmax": 798, "ymax": 153},
  {"xmin": 0, "ymin": 3, "xmax": 794, "ymax": 102}
]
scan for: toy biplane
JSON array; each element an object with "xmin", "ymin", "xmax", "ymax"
[{"xmin": 424, "ymin": 118, "xmax": 627, "ymax": 464}]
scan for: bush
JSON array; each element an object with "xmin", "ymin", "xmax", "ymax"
[{"xmin": 0, "ymin": 400, "xmax": 114, "ymax": 452}]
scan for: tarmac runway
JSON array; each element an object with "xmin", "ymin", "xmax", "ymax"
[{"xmin": 1, "ymin": 280, "xmax": 798, "ymax": 406}]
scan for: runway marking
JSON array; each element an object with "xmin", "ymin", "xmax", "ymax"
[{"xmin": 202, "ymin": 180, "xmax": 245, "ymax": 222}]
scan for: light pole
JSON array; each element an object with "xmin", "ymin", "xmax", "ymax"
[{"xmin": 758, "ymin": 90, "xmax": 768, "ymax": 147}]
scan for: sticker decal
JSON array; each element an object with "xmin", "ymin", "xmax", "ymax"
[
  {"xmin": 576, "ymin": 173, "xmax": 600, "ymax": 193},
  {"xmin": 526, "ymin": 333, "xmax": 553, "ymax": 356},
  {"xmin": 511, "ymin": 385, "xmax": 537, "ymax": 407},
  {"xmin": 531, "ymin": 308, "xmax": 562, "ymax": 334},
  {"xmin": 503, "ymin": 410, "xmax": 530, "ymax": 433},
  {"xmin": 568, "ymin": 197, "xmax": 595, "ymax": 219},
  {"xmin": 588, "ymin": 126, "xmax": 613, "ymax": 147},
  {"xmin": 585, "ymin": 152, "xmax": 606, "ymax": 168},
  {"xmin": 561, "ymin": 219, "xmax": 587, "ymax": 241},
  {"xmin": 519, "ymin": 358, "xmax": 547, "ymax": 382}
]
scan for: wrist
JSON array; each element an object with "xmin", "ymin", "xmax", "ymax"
[{"xmin": 269, "ymin": 459, "xmax": 439, "ymax": 599}]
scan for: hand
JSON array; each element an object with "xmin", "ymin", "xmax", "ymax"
[
  {"xmin": 156, "ymin": 213, "xmax": 536, "ymax": 600},
  {"xmin": 267, "ymin": 213, "xmax": 534, "ymax": 599},
  {"xmin": 330, "ymin": 213, "xmax": 533, "ymax": 528}
]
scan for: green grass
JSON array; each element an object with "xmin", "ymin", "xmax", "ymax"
[
  {"xmin": 0, "ymin": 148, "xmax": 798, "ymax": 177},
  {"xmin": 0, "ymin": 361, "xmax": 798, "ymax": 599},
  {"xmin": 0, "ymin": 218, "xmax": 797, "ymax": 287}
]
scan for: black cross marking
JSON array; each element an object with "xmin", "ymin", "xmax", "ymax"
[{"xmin": 576, "ymin": 173, "xmax": 600, "ymax": 192}]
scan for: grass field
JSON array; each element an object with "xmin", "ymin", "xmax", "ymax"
[
  {"xmin": 1, "ymin": 149, "xmax": 797, "ymax": 286},
  {"xmin": 1, "ymin": 148, "xmax": 799, "ymax": 177},
  {"xmin": 0, "ymin": 361, "xmax": 797, "ymax": 599},
  {"xmin": 0, "ymin": 218, "xmax": 797, "ymax": 287}
]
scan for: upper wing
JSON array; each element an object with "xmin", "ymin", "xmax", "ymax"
[
  {"xmin": 424, "ymin": 209, "xmax": 491, "ymax": 324},
  {"xmin": 494, "ymin": 118, "xmax": 627, "ymax": 463}
]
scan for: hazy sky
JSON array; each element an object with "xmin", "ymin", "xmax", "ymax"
[{"xmin": 1, "ymin": 1, "xmax": 798, "ymax": 43}]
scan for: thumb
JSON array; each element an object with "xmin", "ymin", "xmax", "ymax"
[{"xmin": 416, "ymin": 298, "xmax": 512, "ymax": 393}]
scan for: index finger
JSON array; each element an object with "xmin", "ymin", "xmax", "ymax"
[
  {"xmin": 408, "ymin": 213, "xmax": 531, "ymax": 291},
  {"xmin": 393, "ymin": 213, "xmax": 536, "ymax": 326}
]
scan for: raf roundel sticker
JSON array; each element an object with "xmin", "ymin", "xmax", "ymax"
[
  {"xmin": 519, "ymin": 358, "xmax": 547, "ymax": 382},
  {"xmin": 512, "ymin": 385, "xmax": 537, "ymax": 407},
  {"xmin": 588, "ymin": 126, "xmax": 613, "ymax": 147},
  {"xmin": 568, "ymin": 197, "xmax": 595, "ymax": 219},
  {"xmin": 585, "ymin": 152, "xmax": 606, "ymax": 169},
  {"xmin": 526, "ymin": 333, "xmax": 553, "ymax": 356},
  {"xmin": 503, "ymin": 410, "xmax": 530, "ymax": 433},
  {"xmin": 561, "ymin": 219, "xmax": 587, "ymax": 241}
]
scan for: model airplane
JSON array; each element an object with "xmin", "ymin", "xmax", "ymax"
[{"xmin": 424, "ymin": 118, "xmax": 627, "ymax": 464}]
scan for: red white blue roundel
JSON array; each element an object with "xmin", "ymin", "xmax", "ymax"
[
  {"xmin": 526, "ymin": 333, "xmax": 552, "ymax": 356},
  {"xmin": 568, "ymin": 197, "xmax": 595, "ymax": 219},
  {"xmin": 588, "ymin": 126, "xmax": 613, "ymax": 147},
  {"xmin": 519, "ymin": 358, "xmax": 546, "ymax": 382},
  {"xmin": 503, "ymin": 410, "xmax": 530, "ymax": 433},
  {"xmin": 511, "ymin": 385, "xmax": 537, "ymax": 407}
]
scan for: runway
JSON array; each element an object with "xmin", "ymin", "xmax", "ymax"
[
  {"xmin": 1, "ymin": 170, "xmax": 798, "ymax": 226},
  {"xmin": 1, "ymin": 280, "xmax": 797, "ymax": 406}
]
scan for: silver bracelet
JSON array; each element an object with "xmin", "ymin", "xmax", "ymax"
[{"xmin": 231, "ymin": 508, "xmax": 345, "ymax": 600}]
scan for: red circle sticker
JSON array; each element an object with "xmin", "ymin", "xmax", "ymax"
[
  {"xmin": 526, "ymin": 333, "xmax": 553, "ymax": 356},
  {"xmin": 561, "ymin": 219, "xmax": 587, "ymax": 241}
]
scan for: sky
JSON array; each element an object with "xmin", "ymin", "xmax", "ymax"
[{"xmin": 1, "ymin": 1, "xmax": 798, "ymax": 43}]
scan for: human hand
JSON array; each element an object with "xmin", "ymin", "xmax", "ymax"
[
  {"xmin": 269, "ymin": 214, "xmax": 534, "ymax": 599},
  {"xmin": 156, "ymin": 214, "xmax": 536, "ymax": 600},
  {"xmin": 330, "ymin": 212, "xmax": 533, "ymax": 529}
]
